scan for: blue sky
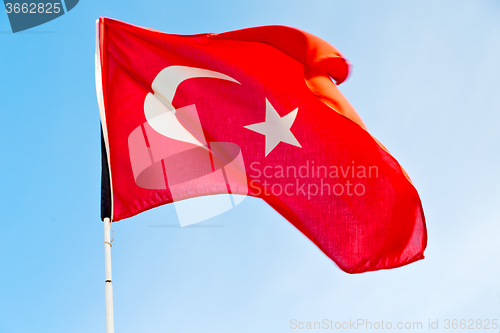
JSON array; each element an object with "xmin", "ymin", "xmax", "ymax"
[{"xmin": 1, "ymin": 0, "xmax": 500, "ymax": 332}]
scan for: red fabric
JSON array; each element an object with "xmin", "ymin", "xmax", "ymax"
[{"xmin": 97, "ymin": 17, "xmax": 427, "ymax": 273}]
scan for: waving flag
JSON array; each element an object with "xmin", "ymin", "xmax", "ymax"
[{"xmin": 96, "ymin": 17, "xmax": 427, "ymax": 273}]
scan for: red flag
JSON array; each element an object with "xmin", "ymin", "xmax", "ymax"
[{"xmin": 96, "ymin": 17, "xmax": 427, "ymax": 273}]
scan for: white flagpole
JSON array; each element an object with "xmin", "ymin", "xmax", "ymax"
[
  {"xmin": 96, "ymin": 18, "xmax": 114, "ymax": 332},
  {"xmin": 103, "ymin": 217, "xmax": 115, "ymax": 333}
]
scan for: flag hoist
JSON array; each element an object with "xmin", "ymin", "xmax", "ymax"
[{"xmin": 96, "ymin": 18, "xmax": 115, "ymax": 333}]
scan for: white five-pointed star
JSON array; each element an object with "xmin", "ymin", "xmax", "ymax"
[{"xmin": 244, "ymin": 98, "xmax": 302, "ymax": 156}]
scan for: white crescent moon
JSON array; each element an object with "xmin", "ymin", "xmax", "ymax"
[{"xmin": 144, "ymin": 66, "xmax": 240, "ymax": 146}]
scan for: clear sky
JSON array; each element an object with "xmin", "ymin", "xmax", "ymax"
[{"xmin": 1, "ymin": 1, "xmax": 499, "ymax": 332}]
